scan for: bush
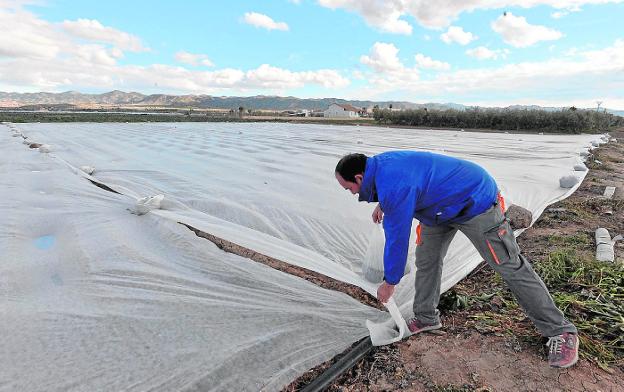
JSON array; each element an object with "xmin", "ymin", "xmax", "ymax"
[{"xmin": 373, "ymin": 107, "xmax": 624, "ymax": 133}]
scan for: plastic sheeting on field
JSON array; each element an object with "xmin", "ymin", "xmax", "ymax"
[
  {"xmin": 0, "ymin": 126, "xmax": 387, "ymax": 392},
  {"xmin": 1, "ymin": 122, "xmax": 601, "ymax": 391}
]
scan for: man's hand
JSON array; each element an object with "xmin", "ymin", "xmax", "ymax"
[
  {"xmin": 377, "ymin": 281, "xmax": 395, "ymax": 303},
  {"xmin": 372, "ymin": 204, "xmax": 384, "ymax": 224}
]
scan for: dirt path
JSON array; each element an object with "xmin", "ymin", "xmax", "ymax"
[{"xmin": 286, "ymin": 130, "xmax": 624, "ymax": 392}]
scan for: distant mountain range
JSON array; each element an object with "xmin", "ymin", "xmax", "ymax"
[{"xmin": 0, "ymin": 90, "xmax": 621, "ymax": 116}]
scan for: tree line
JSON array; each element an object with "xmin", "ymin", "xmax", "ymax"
[{"xmin": 373, "ymin": 107, "xmax": 624, "ymax": 133}]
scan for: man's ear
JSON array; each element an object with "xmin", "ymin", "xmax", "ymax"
[{"xmin": 354, "ymin": 174, "xmax": 364, "ymax": 184}]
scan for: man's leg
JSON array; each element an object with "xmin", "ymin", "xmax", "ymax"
[
  {"xmin": 412, "ymin": 224, "xmax": 458, "ymax": 327},
  {"xmin": 457, "ymin": 205, "xmax": 577, "ymax": 337}
]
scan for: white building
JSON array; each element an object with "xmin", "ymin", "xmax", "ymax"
[{"xmin": 323, "ymin": 103, "xmax": 361, "ymax": 118}]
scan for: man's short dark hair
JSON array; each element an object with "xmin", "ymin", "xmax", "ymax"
[{"xmin": 335, "ymin": 153, "xmax": 367, "ymax": 182}]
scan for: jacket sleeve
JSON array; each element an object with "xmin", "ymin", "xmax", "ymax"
[{"xmin": 381, "ymin": 187, "xmax": 417, "ymax": 285}]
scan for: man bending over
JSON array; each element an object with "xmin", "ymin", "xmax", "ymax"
[{"xmin": 335, "ymin": 151, "xmax": 578, "ymax": 369}]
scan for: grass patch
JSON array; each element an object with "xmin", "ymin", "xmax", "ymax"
[
  {"xmin": 439, "ymin": 290, "xmax": 494, "ymax": 311},
  {"xmin": 534, "ymin": 248, "xmax": 624, "ymax": 369},
  {"xmin": 558, "ymin": 197, "xmax": 623, "ymax": 216},
  {"xmin": 446, "ymin": 239, "xmax": 623, "ymax": 369},
  {"xmin": 547, "ymin": 233, "xmax": 591, "ymax": 247}
]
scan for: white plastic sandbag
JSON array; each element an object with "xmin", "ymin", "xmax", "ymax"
[
  {"xmin": 80, "ymin": 166, "xmax": 96, "ymax": 175},
  {"xmin": 131, "ymin": 194, "xmax": 165, "ymax": 215},
  {"xmin": 559, "ymin": 175, "xmax": 579, "ymax": 188},
  {"xmin": 595, "ymin": 228, "xmax": 623, "ymax": 262}
]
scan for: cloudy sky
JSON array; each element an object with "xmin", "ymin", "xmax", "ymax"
[{"xmin": 1, "ymin": 0, "xmax": 622, "ymax": 108}]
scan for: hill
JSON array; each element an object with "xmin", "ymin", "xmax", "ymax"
[
  {"xmin": 0, "ymin": 90, "xmax": 466, "ymax": 111},
  {"xmin": 1, "ymin": 91, "xmax": 622, "ymax": 116}
]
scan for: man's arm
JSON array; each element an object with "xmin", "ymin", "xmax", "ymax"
[{"xmin": 380, "ymin": 187, "xmax": 418, "ymax": 286}]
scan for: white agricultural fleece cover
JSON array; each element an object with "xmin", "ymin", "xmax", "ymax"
[{"xmin": 0, "ymin": 122, "xmax": 601, "ymax": 391}]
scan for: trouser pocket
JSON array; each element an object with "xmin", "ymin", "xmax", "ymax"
[{"xmin": 484, "ymin": 219, "xmax": 519, "ymax": 265}]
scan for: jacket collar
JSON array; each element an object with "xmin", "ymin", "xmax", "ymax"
[{"xmin": 358, "ymin": 156, "xmax": 378, "ymax": 202}]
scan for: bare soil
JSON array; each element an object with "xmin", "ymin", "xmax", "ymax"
[
  {"xmin": 183, "ymin": 223, "xmax": 382, "ymax": 310},
  {"xmin": 285, "ymin": 129, "xmax": 624, "ymax": 392}
]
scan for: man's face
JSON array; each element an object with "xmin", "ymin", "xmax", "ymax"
[{"xmin": 335, "ymin": 172, "xmax": 363, "ymax": 195}]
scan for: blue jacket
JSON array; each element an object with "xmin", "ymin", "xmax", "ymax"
[{"xmin": 358, "ymin": 151, "xmax": 498, "ymax": 285}]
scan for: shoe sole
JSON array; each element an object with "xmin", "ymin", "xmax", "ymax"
[{"xmin": 407, "ymin": 323, "xmax": 442, "ymax": 336}]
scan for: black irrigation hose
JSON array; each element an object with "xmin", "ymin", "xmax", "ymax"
[{"xmin": 301, "ymin": 336, "xmax": 373, "ymax": 392}]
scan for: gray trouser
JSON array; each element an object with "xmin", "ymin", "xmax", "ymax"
[{"xmin": 413, "ymin": 203, "xmax": 577, "ymax": 337}]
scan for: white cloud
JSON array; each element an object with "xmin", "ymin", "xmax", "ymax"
[
  {"xmin": 356, "ymin": 39, "xmax": 624, "ymax": 107},
  {"xmin": 0, "ymin": 7, "xmax": 63, "ymax": 59},
  {"xmin": 492, "ymin": 13, "xmax": 563, "ymax": 47},
  {"xmin": 581, "ymin": 39, "xmax": 624, "ymax": 64},
  {"xmin": 0, "ymin": 5, "xmax": 348, "ymax": 94},
  {"xmin": 551, "ymin": 10, "xmax": 569, "ymax": 18},
  {"xmin": 301, "ymin": 69, "xmax": 350, "ymax": 88},
  {"xmin": 318, "ymin": 0, "xmax": 412, "ymax": 34},
  {"xmin": 0, "ymin": 0, "xmax": 38, "ymax": 9},
  {"xmin": 440, "ymin": 26, "xmax": 477, "ymax": 45},
  {"xmin": 0, "ymin": 56, "xmax": 350, "ymax": 94},
  {"xmin": 564, "ymin": 47, "xmax": 580, "ymax": 56},
  {"xmin": 352, "ymin": 70, "xmax": 365, "ymax": 80},
  {"xmin": 0, "ymin": 7, "xmax": 126, "ymax": 68},
  {"xmin": 3, "ymin": 1, "xmax": 622, "ymax": 108},
  {"xmin": 360, "ymin": 42, "xmax": 404, "ymax": 73},
  {"xmin": 74, "ymin": 44, "xmax": 120, "ymax": 66},
  {"xmin": 175, "ymin": 51, "xmax": 214, "ymax": 67},
  {"xmin": 551, "ymin": 6, "xmax": 582, "ymax": 18},
  {"xmin": 414, "ymin": 54, "xmax": 450, "ymax": 70},
  {"xmin": 245, "ymin": 64, "xmax": 349, "ymax": 89},
  {"xmin": 110, "ymin": 47, "xmax": 124, "ymax": 59},
  {"xmin": 317, "ymin": 0, "xmax": 623, "ymax": 30},
  {"xmin": 243, "ymin": 12, "xmax": 289, "ymax": 31},
  {"xmin": 359, "ymin": 42, "xmax": 420, "ymax": 87},
  {"xmin": 466, "ymin": 46, "xmax": 510, "ymax": 60},
  {"xmin": 62, "ymin": 19, "xmax": 147, "ymax": 52}
]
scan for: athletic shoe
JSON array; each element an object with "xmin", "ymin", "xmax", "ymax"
[
  {"xmin": 407, "ymin": 317, "xmax": 442, "ymax": 335},
  {"xmin": 546, "ymin": 332, "xmax": 579, "ymax": 368}
]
